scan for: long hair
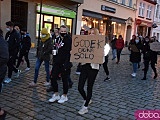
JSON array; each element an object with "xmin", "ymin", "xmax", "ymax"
[{"xmin": 90, "ymin": 28, "xmax": 99, "ymax": 35}]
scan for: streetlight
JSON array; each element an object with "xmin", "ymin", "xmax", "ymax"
[{"xmin": 37, "ymin": 0, "xmax": 43, "ymax": 56}]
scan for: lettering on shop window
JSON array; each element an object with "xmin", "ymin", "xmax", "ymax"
[{"xmin": 70, "ymin": 35, "xmax": 105, "ymax": 64}]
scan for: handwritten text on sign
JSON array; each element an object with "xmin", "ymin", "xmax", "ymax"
[
  {"xmin": 70, "ymin": 35, "xmax": 105, "ymax": 64},
  {"xmin": 150, "ymin": 42, "xmax": 160, "ymax": 51}
]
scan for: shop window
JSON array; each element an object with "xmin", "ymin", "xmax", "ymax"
[
  {"xmin": 44, "ymin": 15, "xmax": 53, "ymax": 22},
  {"xmin": 122, "ymin": 0, "xmax": 125, "ymax": 5},
  {"xmin": 61, "ymin": 18, "xmax": 67, "ymax": 25},
  {"xmin": 54, "ymin": 17, "xmax": 60, "ymax": 28},
  {"xmin": 36, "ymin": 14, "xmax": 43, "ymax": 37},
  {"xmin": 67, "ymin": 19, "xmax": 72, "ymax": 32},
  {"xmin": 128, "ymin": 0, "xmax": 132, "ymax": 7},
  {"xmin": 157, "ymin": 33, "xmax": 159, "ymax": 41}
]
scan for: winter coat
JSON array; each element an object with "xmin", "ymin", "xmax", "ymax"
[
  {"xmin": 37, "ymin": 38, "xmax": 52, "ymax": 61},
  {"xmin": 20, "ymin": 34, "xmax": 31, "ymax": 53},
  {"xmin": 5, "ymin": 29, "xmax": 20, "ymax": 57},
  {"xmin": 129, "ymin": 41, "xmax": 142, "ymax": 63},
  {"xmin": 111, "ymin": 38, "xmax": 117, "ymax": 49},
  {"xmin": 0, "ymin": 35, "xmax": 9, "ymax": 79},
  {"xmin": 115, "ymin": 38, "xmax": 124, "ymax": 50}
]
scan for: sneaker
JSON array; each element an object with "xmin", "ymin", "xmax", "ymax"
[
  {"xmin": 16, "ymin": 70, "xmax": 21, "ymax": 78},
  {"xmin": 154, "ymin": 73, "xmax": 158, "ymax": 79},
  {"xmin": 82, "ymin": 100, "xmax": 92, "ymax": 107},
  {"xmin": 78, "ymin": 106, "xmax": 88, "ymax": 115},
  {"xmin": 44, "ymin": 82, "xmax": 50, "ymax": 86},
  {"xmin": 46, "ymin": 86, "xmax": 54, "ymax": 92},
  {"xmin": 49, "ymin": 94, "xmax": 60, "ymax": 103},
  {"xmin": 131, "ymin": 73, "xmax": 136, "ymax": 77},
  {"xmin": 25, "ymin": 67, "xmax": 30, "ymax": 71},
  {"xmin": 104, "ymin": 77, "xmax": 111, "ymax": 81},
  {"xmin": 4, "ymin": 78, "xmax": 12, "ymax": 83},
  {"xmin": 58, "ymin": 95, "xmax": 68, "ymax": 103},
  {"xmin": 28, "ymin": 82, "xmax": 37, "ymax": 88},
  {"xmin": 75, "ymin": 72, "xmax": 81, "ymax": 75}
]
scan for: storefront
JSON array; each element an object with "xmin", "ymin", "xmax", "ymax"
[
  {"xmin": 36, "ymin": 4, "xmax": 76, "ymax": 36},
  {"xmin": 135, "ymin": 19, "xmax": 152, "ymax": 37},
  {"xmin": 80, "ymin": 9, "xmax": 126, "ymax": 40}
]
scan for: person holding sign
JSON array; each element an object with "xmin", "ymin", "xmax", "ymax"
[
  {"xmin": 128, "ymin": 36, "xmax": 142, "ymax": 77},
  {"xmin": 141, "ymin": 36, "xmax": 158, "ymax": 80},
  {"xmin": 78, "ymin": 28, "xmax": 101, "ymax": 115}
]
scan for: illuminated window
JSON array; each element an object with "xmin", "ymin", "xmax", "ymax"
[
  {"xmin": 44, "ymin": 15, "xmax": 53, "ymax": 22},
  {"xmin": 54, "ymin": 16, "xmax": 60, "ymax": 28}
]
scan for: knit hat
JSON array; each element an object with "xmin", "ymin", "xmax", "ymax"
[{"xmin": 41, "ymin": 28, "xmax": 48, "ymax": 35}]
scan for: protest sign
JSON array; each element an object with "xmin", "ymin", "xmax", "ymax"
[
  {"xmin": 150, "ymin": 42, "xmax": 160, "ymax": 51},
  {"xmin": 70, "ymin": 35, "xmax": 105, "ymax": 64}
]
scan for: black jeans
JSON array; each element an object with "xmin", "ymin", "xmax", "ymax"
[
  {"xmin": 143, "ymin": 60, "xmax": 157, "ymax": 78},
  {"xmin": 16, "ymin": 51, "xmax": 30, "ymax": 68},
  {"xmin": 78, "ymin": 64, "xmax": 99, "ymax": 107},
  {"xmin": 116, "ymin": 49, "xmax": 122, "ymax": 62},
  {"xmin": 7, "ymin": 56, "xmax": 18, "ymax": 78},
  {"xmin": 103, "ymin": 56, "xmax": 109, "ymax": 76},
  {"xmin": 0, "ymin": 65, "xmax": 7, "ymax": 92},
  {"xmin": 51, "ymin": 64, "xmax": 69, "ymax": 94}
]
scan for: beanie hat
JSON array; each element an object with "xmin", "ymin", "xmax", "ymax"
[{"xmin": 41, "ymin": 28, "xmax": 48, "ymax": 35}]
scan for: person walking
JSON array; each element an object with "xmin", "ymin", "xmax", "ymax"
[
  {"xmin": 141, "ymin": 36, "xmax": 158, "ymax": 80},
  {"xmin": 111, "ymin": 35, "xmax": 117, "ymax": 60},
  {"xmin": 128, "ymin": 36, "xmax": 142, "ymax": 77},
  {"xmin": 115, "ymin": 35, "xmax": 124, "ymax": 64},
  {"xmin": 78, "ymin": 28, "xmax": 101, "ymax": 115},
  {"xmin": 0, "ymin": 28, "xmax": 9, "ymax": 119},
  {"xmin": 16, "ymin": 28, "xmax": 31, "ymax": 71},
  {"xmin": 4, "ymin": 21, "xmax": 21, "ymax": 83},
  {"xmin": 48, "ymin": 25, "xmax": 72, "ymax": 103},
  {"xmin": 29, "ymin": 28, "xmax": 52, "ymax": 87}
]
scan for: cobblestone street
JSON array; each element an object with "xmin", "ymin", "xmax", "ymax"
[{"xmin": 1, "ymin": 48, "xmax": 160, "ymax": 120}]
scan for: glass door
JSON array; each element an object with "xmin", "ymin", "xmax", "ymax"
[{"xmin": 43, "ymin": 22, "xmax": 53, "ymax": 33}]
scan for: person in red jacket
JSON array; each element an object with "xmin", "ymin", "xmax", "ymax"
[{"xmin": 115, "ymin": 35, "xmax": 124, "ymax": 64}]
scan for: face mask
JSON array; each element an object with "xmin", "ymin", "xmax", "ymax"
[
  {"xmin": 146, "ymin": 40, "xmax": 149, "ymax": 42},
  {"xmin": 41, "ymin": 34, "xmax": 46, "ymax": 38},
  {"xmin": 6, "ymin": 28, "xmax": 10, "ymax": 31},
  {"xmin": 135, "ymin": 40, "xmax": 139, "ymax": 43},
  {"xmin": 60, "ymin": 33, "xmax": 66, "ymax": 37}
]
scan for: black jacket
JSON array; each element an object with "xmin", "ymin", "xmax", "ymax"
[
  {"xmin": 55, "ymin": 34, "xmax": 72, "ymax": 69},
  {"xmin": 111, "ymin": 38, "xmax": 117, "ymax": 49},
  {"xmin": 20, "ymin": 34, "xmax": 31, "ymax": 53},
  {"xmin": 129, "ymin": 41, "xmax": 142, "ymax": 63},
  {"xmin": 5, "ymin": 29, "xmax": 20, "ymax": 56},
  {"xmin": 0, "ymin": 35, "xmax": 9, "ymax": 78},
  {"xmin": 37, "ymin": 38, "xmax": 52, "ymax": 61}
]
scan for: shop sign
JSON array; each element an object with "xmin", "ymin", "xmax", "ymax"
[
  {"xmin": 101, "ymin": 5, "xmax": 116, "ymax": 13},
  {"xmin": 136, "ymin": 19, "xmax": 142, "ymax": 25},
  {"xmin": 70, "ymin": 35, "xmax": 105, "ymax": 64},
  {"xmin": 37, "ymin": 4, "xmax": 76, "ymax": 18}
]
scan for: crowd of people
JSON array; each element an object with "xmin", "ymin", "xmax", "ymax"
[{"xmin": 0, "ymin": 20, "xmax": 159, "ymax": 119}]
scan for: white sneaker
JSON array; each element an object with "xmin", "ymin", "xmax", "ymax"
[
  {"xmin": 25, "ymin": 67, "xmax": 30, "ymax": 71},
  {"xmin": 82, "ymin": 100, "xmax": 92, "ymax": 107},
  {"xmin": 49, "ymin": 94, "xmax": 60, "ymax": 103},
  {"xmin": 4, "ymin": 78, "xmax": 12, "ymax": 83},
  {"xmin": 16, "ymin": 70, "xmax": 21, "ymax": 78},
  {"xmin": 58, "ymin": 95, "xmax": 68, "ymax": 103},
  {"xmin": 131, "ymin": 73, "xmax": 136, "ymax": 77},
  {"xmin": 44, "ymin": 82, "xmax": 50, "ymax": 86},
  {"xmin": 75, "ymin": 72, "xmax": 81, "ymax": 75},
  {"xmin": 78, "ymin": 106, "xmax": 88, "ymax": 115}
]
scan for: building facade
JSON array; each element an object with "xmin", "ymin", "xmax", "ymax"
[
  {"xmin": 135, "ymin": 0, "xmax": 156, "ymax": 37},
  {"xmin": 76, "ymin": 0, "xmax": 137, "ymax": 42},
  {"xmin": 152, "ymin": 0, "xmax": 160, "ymax": 41},
  {"xmin": 0, "ymin": 0, "xmax": 83, "ymax": 45}
]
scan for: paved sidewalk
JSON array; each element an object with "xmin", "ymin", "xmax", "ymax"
[{"xmin": 0, "ymin": 48, "xmax": 160, "ymax": 120}]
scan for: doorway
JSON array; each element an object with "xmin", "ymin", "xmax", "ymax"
[{"xmin": 126, "ymin": 25, "xmax": 132, "ymax": 43}]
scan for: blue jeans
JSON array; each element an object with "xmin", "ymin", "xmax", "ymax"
[
  {"xmin": 132, "ymin": 62, "xmax": 138, "ymax": 73},
  {"xmin": 34, "ymin": 58, "xmax": 50, "ymax": 83},
  {"xmin": 112, "ymin": 49, "xmax": 116, "ymax": 59}
]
